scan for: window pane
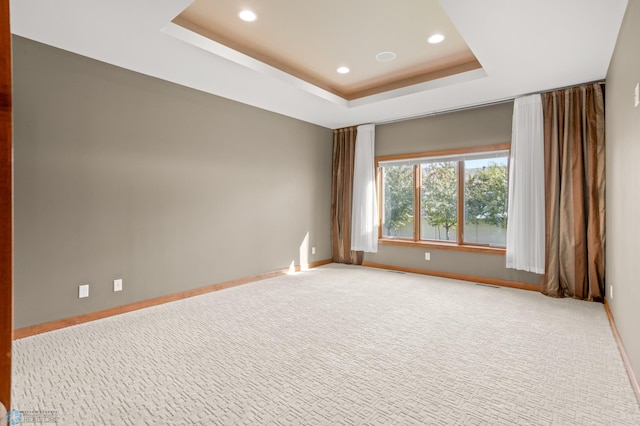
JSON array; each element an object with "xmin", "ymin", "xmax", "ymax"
[
  {"xmin": 420, "ymin": 162, "xmax": 457, "ymax": 242},
  {"xmin": 463, "ymin": 157, "xmax": 508, "ymax": 245},
  {"xmin": 382, "ymin": 165, "xmax": 414, "ymax": 238}
]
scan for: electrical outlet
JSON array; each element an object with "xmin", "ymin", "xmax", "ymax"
[
  {"xmin": 425, "ymin": 252, "xmax": 430, "ymax": 261},
  {"xmin": 635, "ymin": 82, "xmax": 639, "ymax": 108},
  {"xmin": 79, "ymin": 284, "xmax": 89, "ymax": 299},
  {"xmin": 113, "ymin": 279, "xmax": 123, "ymax": 292},
  {"xmin": 610, "ymin": 285, "xmax": 613, "ymax": 299},
  {"xmin": 311, "ymin": 246, "xmax": 316, "ymax": 255}
]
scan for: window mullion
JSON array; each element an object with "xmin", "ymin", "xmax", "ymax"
[
  {"xmin": 457, "ymin": 161, "xmax": 464, "ymax": 245},
  {"xmin": 414, "ymin": 164, "xmax": 420, "ymax": 242},
  {"xmin": 377, "ymin": 165, "xmax": 383, "ymax": 240}
]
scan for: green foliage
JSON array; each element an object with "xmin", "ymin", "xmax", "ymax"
[
  {"xmin": 464, "ymin": 162, "xmax": 508, "ymax": 229},
  {"xmin": 421, "ymin": 162, "xmax": 457, "ymax": 240},
  {"xmin": 383, "ymin": 165, "xmax": 414, "ymax": 235},
  {"xmin": 382, "ymin": 160, "xmax": 508, "ymax": 241}
]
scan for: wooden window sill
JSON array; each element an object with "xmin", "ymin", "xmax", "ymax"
[{"xmin": 379, "ymin": 238, "xmax": 506, "ymax": 255}]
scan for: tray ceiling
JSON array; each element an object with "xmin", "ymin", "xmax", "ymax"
[{"xmin": 173, "ymin": 0, "xmax": 481, "ymax": 100}]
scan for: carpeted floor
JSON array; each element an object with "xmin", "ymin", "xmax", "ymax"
[{"xmin": 11, "ymin": 264, "xmax": 640, "ymax": 425}]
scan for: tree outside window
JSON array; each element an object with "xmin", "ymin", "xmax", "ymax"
[
  {"xmin": 421, "ymin": 162, "xmax": 457, "ymax": 241},
  {"xmin": 382, "ymin": 164, "xmax": 413, "ymax": 238},
  {"xmin": 464, "ymin": 159, "xmax": 508, "ymax": 245}
]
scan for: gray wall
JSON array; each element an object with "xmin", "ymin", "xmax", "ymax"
[
  {"xmin": 13, "ymin": 36, "xmax": 333, "ymax": 329},
  {"xmin": 366, "ymin": 102, "xmax": 541, "ymax": 285},
  {"xmin": 606, "ymin": 0, "xmax": 640, "ymax": 383}
]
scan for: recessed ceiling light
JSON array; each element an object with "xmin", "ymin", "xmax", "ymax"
[
  {"xmin": 336, "ymin": 66, "xmax": 350, "ymax": 74},
  {"xmin": 376, "ymin": 51, "xmax": 396, "ymax": 62},
  {"xmin": 428, "ymin": 34, "xmax": 445, "ymax": 44},
  {"xmin": 238, "ymin": 10, "xmax": 257, "ymax": 22}
]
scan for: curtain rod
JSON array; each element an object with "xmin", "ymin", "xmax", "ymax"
[{"xmin": 372, "ymin": 80, "xmax": 605, "ymax": 127}]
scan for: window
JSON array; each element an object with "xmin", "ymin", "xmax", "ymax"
[
  {"xmin": 421, "ymin": 161, "xmax": 458, "ymax": 242},
  {"xmin": 378, "ymin": 144, "xmax": 509, "ymax": 250},
  {"xmin": 463, "ymin": 156, "xmax": 509, "ymax": 245},
  {"xmin": 381, "ymin": 164, "xmax": 414, "ymax": 238}
]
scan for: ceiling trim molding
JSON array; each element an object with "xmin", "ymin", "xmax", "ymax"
[
  {"xmin": 162, "ymin": 21, "xmax": 349, "ymax": 107},
  {"xmin": 163, "ymin": 22, "xmax": 489, "ymax": 109}
]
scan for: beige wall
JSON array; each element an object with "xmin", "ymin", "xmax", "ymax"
[
  {"xmin": 606, "ymin": 0, "xmax": 640, "ymax": 382},
  {"xmin": 366, "ymin": 102, "xmax": 541, "ymax": 285},
  {"xmin": 12, "ymin": 36, "xmax": 333, "ymax": 329}
]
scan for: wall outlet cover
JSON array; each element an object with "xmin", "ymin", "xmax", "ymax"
[
  {"xmin": 79, "ymin": 284, "xmax": 89, "ymax": 298},
  {"xmin": 114, "ymin": 279, "xmax": 123, "ymax": 292}
]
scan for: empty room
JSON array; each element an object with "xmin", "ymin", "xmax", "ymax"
[{"xmin": 2, "ymin": 0, "xmax": 640, "ymax": 424}]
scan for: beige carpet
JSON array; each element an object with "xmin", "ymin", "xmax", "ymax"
[{"xmin": 11, "ymin": 264, "xmax": 640, "ymax": 425}]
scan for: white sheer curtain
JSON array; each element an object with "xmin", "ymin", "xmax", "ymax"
[
  {"xmin": 506, "ymin": 95, "xmax": 545, "ymax": 273},
  {"xmin": 351, "ymin": 124, "xmax": 378, "ymax": 253}
]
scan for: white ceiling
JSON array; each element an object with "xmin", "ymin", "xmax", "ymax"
[{"xmin": 10, "ymin": 0, "xmax": 628, "ymax": 129}]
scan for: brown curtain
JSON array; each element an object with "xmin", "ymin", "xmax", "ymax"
[
  {"xmin": 331, "ymin": 127, "xmax": 363, "ymax": 265},
  {"xmin": 541, "ymin": 83, "xmax": 605, "ymax": 301}
]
